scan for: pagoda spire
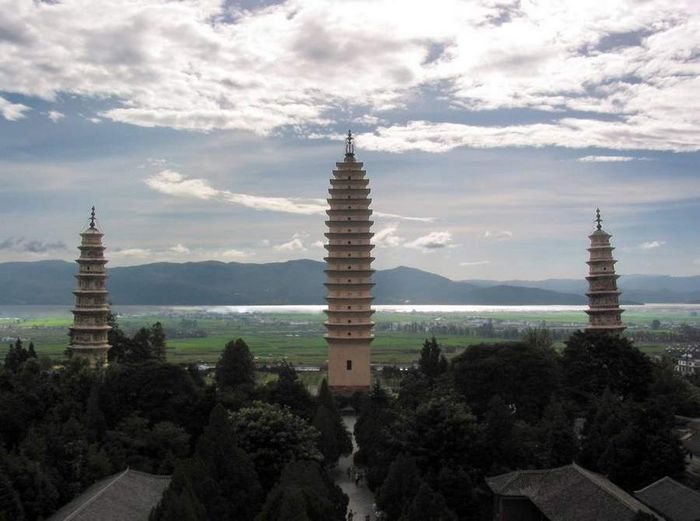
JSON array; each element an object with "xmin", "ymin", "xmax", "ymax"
[
  {"xmin": 69, "ymin": 207, "xmax": 112, "ymax": 366},
  {"xmin": 324, "ymin": 134, "xmax": 375, "ymax": 393},
  {"xmin": 585, "ymin": 209, "xmax": 625, "ymax": 334},
  {"xmin": 345, "ymin": 130, "xmax": 355, "ymax": 160}
]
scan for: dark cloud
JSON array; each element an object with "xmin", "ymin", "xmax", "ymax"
[{"xmin": 0, "ymin": 237, "xmax": 67, "ymax": 253}]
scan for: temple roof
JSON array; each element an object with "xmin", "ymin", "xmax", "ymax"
[
  {"xmin": 635, "ymin": 477, "xmax": 700, "ymax": 521},
  {"xmin": 487, "ymin": 463, "xmax": 662, "ymax": 521},
  {"xmin": 47, "ymin": 469, "xmax": 170, "ymax": 521}
]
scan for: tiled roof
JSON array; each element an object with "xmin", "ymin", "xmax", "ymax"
[
  {"xmin": 48, "ymin": 469, "xmax": 171, "ymax": 521},
  {"xmin": 486, "ymin": 463, "xmax": 662, "ymax": 521},
  {"xmin": 635, "ymin": 477, "xmax": 700, "ymax": 521}
]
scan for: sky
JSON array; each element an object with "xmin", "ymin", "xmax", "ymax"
[{"xmin": 0, "ymin": 0, "xmax": 699, "ymax": 280}]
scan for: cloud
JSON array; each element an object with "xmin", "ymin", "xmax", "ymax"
[
  {"xmin": 311, "ymin": 240, "xmax": 325, "ymax": 248},
  {"xmin": 220, "ymin": 249, "xmax": 248, "ymax": 260},
  {"xmin": 274, "ymin": 238, "xmax": 307, "ymax": 252},
  {"xmin": 112, "ymin": 247, "xmax": 152, "ymax": 257},
  {"xmin": 405, "ymin": 231, "xmax": 453, "ymax": 251},
  {"xmin": 640, "ymin": 240, "xmax": 666, "ymax": 250},
  {"xmin": 146, "ymin": 170, "xmax": 433, "ymax": 220},
  {"xmin": 373, "ymin": 225, "xmax": 404, "ymax": 247},
  {"xmin": 459, "ymin": 260, "xmax": 491, "ymax": 266},
  {"xmin": 0, "ymin": 96, "xmax": 30, "ymax": 121},
  {"xmin": 47, "ymin": 110, "xmax": 64, "ymax": 123},
  {"xmin": 146, "ymin": 170, "xmax": 326, "ymax": 215},
  {"xmin": 169, "ymin": 243, "xmax": 190, "ymax": 254},
  {"xmin": 0, "ymin": 0, "xmax": 697, "ymax": 151},
  {"xmin": 483, "ymin": 230, "xmax": 513, "ymax": 240},
  {"xmin": 577, "ymin": 155, "xmax": 646, "ymax": 162},
  {"xmin": 0, "ymin": 237, "xmax": 67, "ymax": 253}
]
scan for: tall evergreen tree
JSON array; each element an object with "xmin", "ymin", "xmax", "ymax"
[
  {"xmin": 418, "ymin": 337, "xmax": 448, "ymax": 379},
  {"xmin": 27, "ymin": 342, "xmax": 37, "ymax": 360},
  {"xmin": 317, "ymin": 379, "xmax": 352, "ymax": 458},
  {"xmin": 150, "ymin": 460, "xmax": 207, "ymax": 521},
  {"xmin": 263, "ymin": 362, "xmax": 315, "ymax": 419},
  {"xmin": 376, "ymin": 455, "xmax": 421, "ymax": 521},
  {"xmin": 536, "ymin": 398, "xmax": 578, "ymax": 467},
  {"xmin": 215, "ymin": 338, "xmax": 256, "ymax": 390},
  {"xmin": 150, "ymin": 322, "xmax": 167, "ymax": 362},
  {"xmin": 401, "ymin": 481, "xmax": 457, "ymax": 521},
  {"xmin": 194, "ymin": 404, "xmax": 262, "ymax": 520}
]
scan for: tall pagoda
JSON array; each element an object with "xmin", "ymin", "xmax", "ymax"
[
  {"xmin": 585, "ymin": 209, "xmax": 625, "ymax": 334},
  {"xmin": 69, "ymin": 207, "xmax": 112, "ymax": 366},
  {"xmin": 324, "ymin": 131, "xmax": 375, "ymax": 392}
]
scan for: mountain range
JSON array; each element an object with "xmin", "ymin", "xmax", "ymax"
[{"xmin": 0, "ymin": 260, "xmax": 697, "ymax": 305}]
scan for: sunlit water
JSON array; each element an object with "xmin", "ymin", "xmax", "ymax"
[{"xmin": 1, "ymin": 303, "xmax": 699, "ymax": 320}]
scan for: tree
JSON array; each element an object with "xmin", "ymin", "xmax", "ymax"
[
  {"xmin": 216, "ymin": 338, "xmax": 256, "ymax": 390},
  {"xmin": 231, "ymin": 401, "xmax": 321, "ymax": 489},
  {"xmin": 428, "ymin": 466, "xmax": 476, "ymax": 521},
  {"xmin": 401, "ymin": 481, "xmax": 457, "ymax": 521},
  {"xmin": 522, "ymin": 328, "xmax": 553, "ymax": 349},
  {"xmin": 150, "ymin": 322, "xmax": 167, "ymax": 362},
  {"xmin": 354, "ymin": 383, "xmax": 399, "ymax": 489},
  {"xmin": 578, "ymin": 389, "xmax": 629, "ymax": 471},
  {"xmin": 0, "ymin": 468, "xmax": 24, "ymax": 521},
  {"xmin": 535, "ymin": 398, "xmax": 578, "ymax": 468},
  {"xmin": 451, "ymin": 341, "xmax": 562, "ymax": 422},
  {"xmin": 262, "ymin": 363, "xmax": 315, "ymax": 420},
  {"xmin": 317, "ymin": 379, "xmax": 352, "ymax": 459},
  {"xmin": 150, "ymin": 460, "xmax": 207, "ymax": 521},
  {"xmin": 418, "ymin": 337, "xmax": 448, "ymax": 379},
  {"xmin": 598, "ymin": 399, "xmax": 686, "ymax": 490},
  {"xmin": 562, "ymin": 331, "xmax": 653, "ymax": 404},
  {"xmin": 27, "ymin": 342, "xmax": 37, "ymax": 360},
  {"xmin": 376, "ymin": 455, "xmax": 421, "ymax": 521},
  {"xmin": 399, "ymin": 396, "xmax": 482, "ymax": 476},
  {"xmin": 256, "ymin": 461, "xmax": 347, "ymax": 521}
]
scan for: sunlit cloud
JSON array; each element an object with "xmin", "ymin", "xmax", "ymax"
[
  {"xmin": 373, "ymin": 225, "xmax": 404, "ymax": 248},
  {"xmin": 640, "ymin": 240, "xmax": 666, "ymax": 250},
  {"xmin": 405, "ymin": 231, "xmax": 454, "ymax": 252},
  {"xmin": 0, "ymin": 96, "xmax": 30, "ymax": 121},
  {"xmin": 483, "ymin": 230, "xmax": 513, "ymax": 240},
  {"xmin": 459, "ymin": 260, "xmax": 491, "ymax": 266}
]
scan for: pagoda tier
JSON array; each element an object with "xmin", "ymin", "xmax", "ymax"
[
  {"xmin": 585, "ymin": 209, "xmax": 625, "ymax": 334},
  {"xmin": 325, "ymin": 132, "xmax": 374, "ymax": 393},
  {"xmin": 69, "ymin": 207, "xmax": 112, "ymax": 366}
]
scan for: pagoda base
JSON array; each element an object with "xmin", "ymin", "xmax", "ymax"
[{"xmin": 327, "ymin": 343, "xmax": 370, "ymax": 391}]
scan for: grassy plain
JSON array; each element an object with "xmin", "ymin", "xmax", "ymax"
[{"xmin": 1, "ymin": 306, "xmax": 698, "ymax": 364}]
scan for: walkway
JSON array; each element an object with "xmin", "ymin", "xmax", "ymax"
[{"xmin": 333, "ymin": 415, "xmax": 377, "ymax": 521}]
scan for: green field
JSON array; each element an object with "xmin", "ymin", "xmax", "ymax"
[{"xmin": 1, "ymin": 305, "xmax": 698, "ymax": 364}]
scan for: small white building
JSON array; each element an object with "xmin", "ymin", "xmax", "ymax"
[{"xmin": 676, "ymin": 347, "xmax": 700, "ymax": 376}]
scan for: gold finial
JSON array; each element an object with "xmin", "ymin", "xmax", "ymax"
[
  {"xmin": 345, "ymin": 130, "xmax": 355, "ymax": 157},
  {"xmin": 89, "ymin": 206, "xmax": 96, "ymax": 229},
  {"xmin": 595, "ymin": 208, "xmax": 602, "ymax": 230}
]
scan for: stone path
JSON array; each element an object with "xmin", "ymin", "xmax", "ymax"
[{"xmin": 332, "ymin": 415, "xmax": 377, "ymax": 521}]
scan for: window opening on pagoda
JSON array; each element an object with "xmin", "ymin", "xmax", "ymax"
[{"xmin": 346, "ymin": 360, "xmax": 352, "ymax": 370}]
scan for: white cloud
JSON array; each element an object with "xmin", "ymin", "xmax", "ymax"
[
  {"xmin": 311, "ymin": 240, "xmax": 325, "ymax": 248},
  {"xmin": 47, "ymin": 110, "xmax": 64, "ymax": 123},
  {"xmin": 373, "ymin": 225, "xmax": 404, "ymax": 247},
  {"xmin": 405, "ymin": 231, "xmax": 453, "ymax": 252},
  {"xmin": 113, "ymin": 248, "xmax": 153, "ymax": 257},
  {"xmin": 145, "ymin": 169, "xmax": 433, "ymax": 220},
  {"xmin": 274, "ymin": 238, "xmax": 307, "ymax": 252},
  {"xmin": 0, "ymin": 96, "xmax": 30, "ymax": 121},
  {"xmin": 0, "ymin": 0, "xmax": 697, "ymax": 151},
  {"xmin": 459, "ymin": 260, "xmax": 491, "ymax": 266},
  {"xmin": 220, "ymin": 249, "xmax": 248, "ymax": 260},
  {"xmin": 146, "ymin": 170, "xmax": 326, "ymax": 215},
  {"xmin": 578, "ymin": 155, "xmax": 636, "ymax": 162},
  {"xmin": 640, "ymin": 240, "xmax": 666, "ymax": 250},
  {"xmin": 483, "ymin": 230, "xmax": 513, "ymax": 240},
  {"xmin": 169, "ymin": 243, "xmax": 190, "ymax": 254}
]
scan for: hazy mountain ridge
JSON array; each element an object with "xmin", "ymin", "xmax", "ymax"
[
  {"xmin": 0, "ymin": 260, "xmax": 589, "ymax": 305},
  {"xmin": 467, "ymin": 275, "xmax": 700, "ymax": 303}
]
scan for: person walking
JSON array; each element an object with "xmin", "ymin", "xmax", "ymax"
[{"xmin": 347, "ymin": 509, "xmax": 354, "ymax": 521}]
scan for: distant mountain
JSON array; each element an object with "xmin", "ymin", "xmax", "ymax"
[
  {"xmin": 0, "ymin": 260, "xmax": 587, "ymax": 305},
  {"xmin": 467, "ymin": 275, "xmax": 700, "ymax": 304}
]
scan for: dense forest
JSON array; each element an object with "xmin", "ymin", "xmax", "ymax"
[{"xmin": 1, "ymin": 321, "xmax": 699, "ymax": 520}]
